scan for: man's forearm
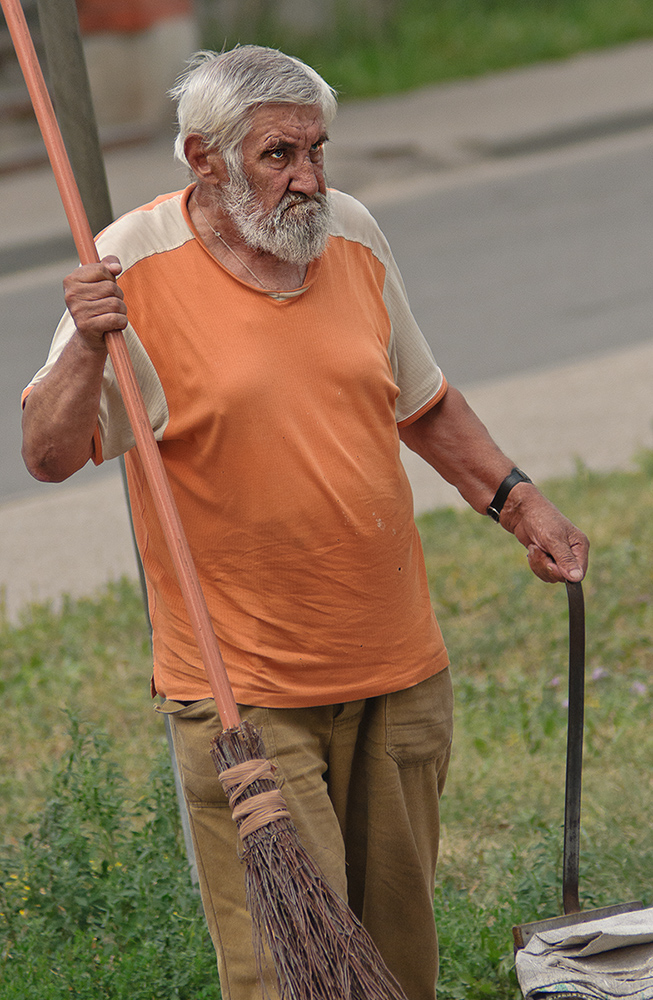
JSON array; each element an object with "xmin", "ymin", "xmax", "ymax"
[
  {"xmin": 399, "ymin": 386, "xmax": 519, "ymax": 513},
  {"xmin": 399, "ymin": 385, "xmax": 589, "ymax": 583},
  {"xmin": 22, "ymin": 332, "xmax": 107, "ymax": 482}
]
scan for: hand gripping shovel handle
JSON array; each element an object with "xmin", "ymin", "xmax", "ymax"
[{"xmin": 2, "ymin": 0, "xmax": 241, "ymax": 731}]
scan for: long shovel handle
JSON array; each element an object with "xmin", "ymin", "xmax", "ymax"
[
  {"xmin": 562, "ymin": 580, "xmax": 585, "ymax": 914},
  {"xmin": 2, "ymin": 0, "xmax": 241, "ymax": 731}
]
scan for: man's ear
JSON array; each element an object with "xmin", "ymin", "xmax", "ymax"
[{"xmin": 184, "ymin": 135, "xmax": 227, "ymax": 186}]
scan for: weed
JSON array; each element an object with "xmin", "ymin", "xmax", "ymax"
[{"xmin": 0, "ymin": 718, "xmax": 217, "ymax": 999}]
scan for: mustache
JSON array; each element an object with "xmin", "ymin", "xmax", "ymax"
[
  {"xmin": 272, "ymin": 191, "xmax": 327, "ymax": 221},
  {"xmin": 278, "ymin": 191, "xmax": 328, "ymax": 211}
]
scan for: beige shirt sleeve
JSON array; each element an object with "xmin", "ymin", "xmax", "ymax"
[{"xmin": 328, "ymin": 190, "xmax": 446, "ymax": 425}]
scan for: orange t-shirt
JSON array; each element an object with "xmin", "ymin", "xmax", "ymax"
[{"xmin": 26, "ymin": 186, "xmax": 450, "ymax": 706}]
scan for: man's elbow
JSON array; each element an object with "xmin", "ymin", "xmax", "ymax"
[
  {"xmin": 21, "ymin": 393, "xmax": 93, "ymax": 482},
  {"xmin": 21, "ymin": 442, "xmax": 84, "ymax": 483},
  {"xmin": 21, "ymin": 417, "xmax": 91, "ymax": 482},
  {"xmin": 22, "ymin": 445, "xmax": 51, "ymax": 482}
]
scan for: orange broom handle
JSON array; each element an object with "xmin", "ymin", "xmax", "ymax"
[{"xmin": 2, "ymin": 0, "xmax": 241, "ymax": 730}]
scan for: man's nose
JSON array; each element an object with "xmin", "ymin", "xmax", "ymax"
[{"xmin": 288, "ymin": 154, "xmax": 322, "ymax": 196}]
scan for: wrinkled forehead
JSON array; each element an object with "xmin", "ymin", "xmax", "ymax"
[{"xmin": 243, "ymin": 103, "xmax": 327, "ymax": 145}]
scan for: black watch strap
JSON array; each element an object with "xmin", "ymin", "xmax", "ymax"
[{"xmin": 487, "ymin": 467, "xmax": 532, "ymax": 522}]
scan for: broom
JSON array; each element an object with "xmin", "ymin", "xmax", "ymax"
[{"xmin": 2, "ymin": 2, "xmax": 411, "ymax": 998}]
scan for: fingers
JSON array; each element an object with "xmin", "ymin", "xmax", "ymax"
[
  {"xmin": 527, "ymin": 542, "xmax": 584, "ymax": 584},
  {"xmin": 510, "ymin": 493, "xmax": 589, "ymax": 585},
  {"xmin": 527, "ymin": 544, "xmax": 554, "ymax": 583},
  {"xmin": 63, "ymin": 256, "xmax": 127, "ymax": 351}
]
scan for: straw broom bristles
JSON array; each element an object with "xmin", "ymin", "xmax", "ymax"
[{"xmin": 211, "ymin": 720, "xmax": 410, "ymax": 1000}]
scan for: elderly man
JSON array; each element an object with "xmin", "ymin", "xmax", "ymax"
[{"xmin": 22, "ymin": 46, "xmax": 588, "ymax": 1000}]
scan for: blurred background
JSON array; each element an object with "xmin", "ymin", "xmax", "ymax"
[
  {"xmin": 1, "ymin": 0, "xmax": 653, "ymax": 614},
  {"xmin": 3, "ymin": 0, "xmax": 653, "ymax": 147}
]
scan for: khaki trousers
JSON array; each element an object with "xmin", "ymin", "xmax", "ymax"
[{"xmin": 159, "ymin": 668, "xmax": 453, "ymax": 1000}]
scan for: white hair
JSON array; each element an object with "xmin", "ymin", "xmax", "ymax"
[{"xmin": 170, "ymin": 45, "xmax": 338, "ymax": 173}]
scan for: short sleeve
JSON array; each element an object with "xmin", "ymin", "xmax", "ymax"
[{"xmin": 327, "ymin": 189, "xmax": 447, "ymax": 426}]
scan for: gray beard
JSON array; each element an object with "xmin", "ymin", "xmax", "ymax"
[{"xmin": 218, "ymin": 170, "xmax": 331, "ymax": 266}]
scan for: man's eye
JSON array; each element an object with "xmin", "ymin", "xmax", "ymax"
[
  {"xmin": 269, "ymin": 149, "xmax": 286, "ymax": 159},
  {"xmin": 311, "ymin": 141, "xmax": 324, "ymax": 152}
]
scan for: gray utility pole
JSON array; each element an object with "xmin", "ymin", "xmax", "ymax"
[
  {"xmin": 34, "ymin": 0, "xmax": 198, "ymax": 886},
  {"xmin": 34, "ymin": 0, "xmax": 111, "ymax": 237}
]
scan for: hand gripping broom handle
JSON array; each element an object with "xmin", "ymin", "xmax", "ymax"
[{"xmin": 3, "ymin": 0, "xmax": 241, "ymax": 731}]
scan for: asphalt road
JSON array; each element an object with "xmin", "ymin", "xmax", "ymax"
[
  {"xmin": 2, "ymin": 126, "xmax": 653, "ymax": 502},
  {"xmin": 370, "ymin": 127, "xmax": 653, "ymax": 385}
]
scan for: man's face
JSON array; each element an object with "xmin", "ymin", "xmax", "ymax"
[{"xmin": 219, "ymin": 104, "xmax": 331, "ymax": 266}]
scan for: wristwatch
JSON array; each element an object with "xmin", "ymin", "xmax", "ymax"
[{"xmin": 486, "ymin": 468, "xmax": 533, "ymax": 522}]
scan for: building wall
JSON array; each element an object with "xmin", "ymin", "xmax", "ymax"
[{"xmin": 76, "ymin": 0, "xmax": 198, "ymax": 135}]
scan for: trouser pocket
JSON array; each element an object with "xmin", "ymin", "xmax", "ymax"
[{"xmin": 385, "ymin": 667, "xmax": 454, "ymax": 768}]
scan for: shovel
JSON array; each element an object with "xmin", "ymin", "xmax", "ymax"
[{"xmin": 513, "ymin": 581, "xmax": 643, "ymax": 953}]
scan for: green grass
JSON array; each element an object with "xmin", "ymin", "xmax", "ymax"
[
  {"xmin": 0, "ymin": 457, "xmax": 652, "ymax": 997},
  {"xmin": 0, "ymin": 719, "xmax": 217, "ymax": 999},
  {"xmin": 203, "ymin": 0, "xmax": 653, "ymax": 99},
  {"xmin": 419, "ymin": 458, "xmax": 653, "ymax": 997},
  {"xmin": 0, "ymin": 579, "xmax": 158, "ymax": 840}
]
